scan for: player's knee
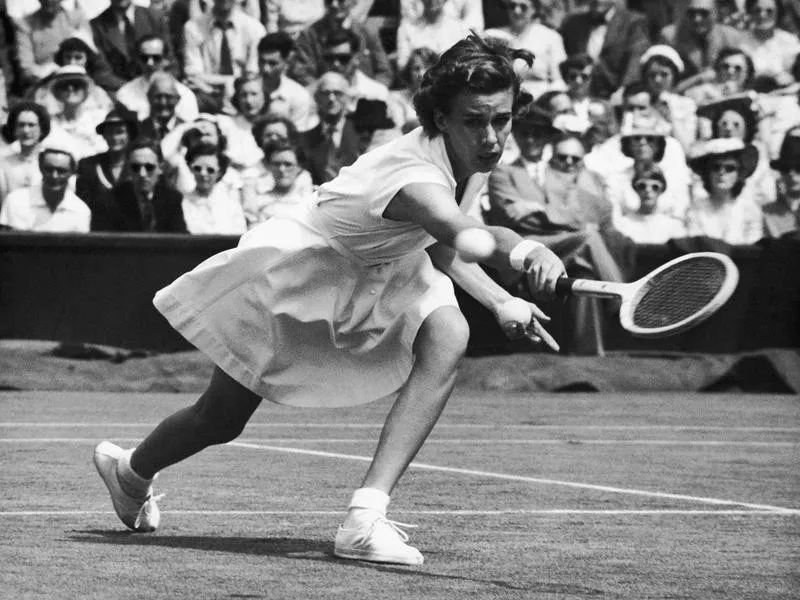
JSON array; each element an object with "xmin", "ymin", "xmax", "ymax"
[{"xmin": 418, "ymin": 308, "xmax": 470, "ymax": 366}]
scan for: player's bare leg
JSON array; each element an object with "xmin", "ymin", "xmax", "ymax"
[
  {"xmin": 334, "ymin": 306, "xmax": 470, "ymax": 566},
  {"xmin": 94, "ymin": 367, "xmax": 261, "ymax": 532}
]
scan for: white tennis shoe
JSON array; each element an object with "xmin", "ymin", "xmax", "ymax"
[
  {"xmin": 334, "ymin": 515, "xmax": 424, "ymax": 566},
  {"xmin": 93, "ymin": 441, "xmax": 161, "ymax": 532}
]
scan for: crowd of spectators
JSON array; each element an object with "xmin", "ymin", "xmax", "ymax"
[{"xmin": 1, "ymin": 0, "xmax": 800, "ymax": 353}]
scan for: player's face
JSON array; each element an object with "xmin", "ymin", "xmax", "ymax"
[
  {"xmin": 14, "ymin": 110, "xmax": 42, "ymax": 148},
  {"xmin": 435, "ymin": 89, "xmax": 513, "ymax": 176},
  {"xmin": 40, "ymin": 151, "xmax": 73, "ymax": 193}
]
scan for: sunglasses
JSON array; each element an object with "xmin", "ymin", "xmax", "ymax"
[
  {"xmin": 270, "ymin": 160, "xmax": 299, "ymax": 169},
  {"xmin": 140, "ymin": 53, "xmax": 164, "ymax": 63},
  {"xmin": 55, "ymin": 81, "xmax": 87, "ymax": 92},
  {"xmin": 718, "ymin": 62, "xmax": 745, "ymax": 73},
  {"xmin": 506, "ymin": 1, "xmax": 531, "ymax": 11},
  {"xmin": 687, "ymin": 7, "xmax": 711, "ymax": 17},
  {"xmin": 566, "ymin": 71, "xmax": 591, "ymax": 82},
  {"xmin": 41, "ymin": 165, "xmax": 72, "ymax": 175},
  {"xmin": 323, "ymin": 52, "xmax": 353, "ymax": 65},
  {"xmin": 628, "ymin": 135, "xmax": 658, "ymax": 143},
  {"xmin": 191, "ymin": 165, "xmax": 219, "ymax": 174},
  {"xmin": 710, "ymin": 162, "xmax": 739, "ymax": 174},
  {"xmin": 555, "ymin": 153, "xmax": 582, "ymax": 163},
  {"xmin": 633, "ymin": 180, "xmax": 665, "ymax": 194},
  {"xmin": 130, "ymin": 162, "xmax": 158, "ymax": 174},
  {"xmin": 750, "ymin": 6, "xmax": 775, "ymax": 15}
]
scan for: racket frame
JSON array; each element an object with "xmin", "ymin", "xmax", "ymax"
[{"xmin": 555, "ymin": 252, "xmax": 740, "ymax": 339}]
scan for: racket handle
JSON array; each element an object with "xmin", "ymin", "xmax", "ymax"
[{"xmin": 555, "ymin": 277, "xmax": 625, "ymax": 299}]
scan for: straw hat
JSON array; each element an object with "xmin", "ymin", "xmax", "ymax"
[{"xmin": 687, "ymin": 138, "xmax": 760, "ymax": 179}]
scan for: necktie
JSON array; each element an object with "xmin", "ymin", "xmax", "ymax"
[
  {"xmin": 218, "ymin": 22, "xmax": 234, "ymax": 76},
  {"xmin": 139, "ymin": 196, "xmax": 155, "ymax": 231},
  {"xmin": 122, "ymin": 14, "xmax": 136, "ymax": 58}
]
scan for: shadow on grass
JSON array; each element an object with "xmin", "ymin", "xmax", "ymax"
[{"xmin": 68, "ymin": 530, "xmax": 605, "ymax": 595}]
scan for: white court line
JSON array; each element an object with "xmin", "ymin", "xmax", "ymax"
[
  {"xmin": 0, "ymin": 438, "xmax": 795, "ymax": 447},
  {"xmin": 0, "ymin": 509, "xmax": 796, "ymax": 517},
  {"xmin": 2, "ymin": 423, "xmax": 798, "ymax": 432},
  {"xmin": 229, "ymin": 441, "xmax": 800, "ymax": 515}
]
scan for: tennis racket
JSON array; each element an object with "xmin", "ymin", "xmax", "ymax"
[{"xmin": 549, "ymin": 251, "xmax": 740, "ymax": 339}]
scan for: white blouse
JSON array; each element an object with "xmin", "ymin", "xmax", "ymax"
[{"xmin": 181, "ymin": 182, "xmax": 247, "ymax": 235}]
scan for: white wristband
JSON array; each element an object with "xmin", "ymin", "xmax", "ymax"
[{"xmin": 509, "ymin": 239, "xmax": 545, "ymax": 271}]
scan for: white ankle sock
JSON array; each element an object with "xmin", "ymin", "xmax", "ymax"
[
  {"xmin": 343, "ymin": 488, "xmax": 390, "ymax": 528},
  {"xmin": 116, "ymin": 449, "xmax": 155, "ymax": 498}
]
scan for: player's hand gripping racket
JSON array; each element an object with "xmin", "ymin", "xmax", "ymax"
[
  {"xmin": 555, "ymin": 252, "xmax": 739, "ymax": 338},
  {"xmin": 499, "ymin": 252, "xmax": 739, "ymax": 349}
]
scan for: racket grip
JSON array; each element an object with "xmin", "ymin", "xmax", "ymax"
[{"xmin": 555, "ymin": 277, "xmax": 576, "ymax": 297}]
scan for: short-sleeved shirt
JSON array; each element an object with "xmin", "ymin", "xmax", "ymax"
[{"xmin": 0, "ymin": 184, "xmax": 91, "ymax": 232}]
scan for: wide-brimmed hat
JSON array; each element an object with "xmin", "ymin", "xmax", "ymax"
[
  {"xmin": 350, "ymin": 99, "xmax": 395, "ymax": 132},
  {"xmin": 770, "ymin": 128, "xmax": 800, "ymax": 171},
  {"xmin": 696, "ymin": 92, "xmax": 759, "ymax": 123},
  {"xmin": 619, "ymin": 112, "xmax": 670, "ymax": 162},
  {"xmin": 95, "ymin": 104, "xmax": 139, "ymax": 137},
  {"xmin": 687, "ymin": 138, "xmax": 760, "ymax": 179},
  {"xmin": 49, "ymin": 65, "xmax": 92, "ymax": 91},
  {"xmin": 640, "ymin": 45, "xmax": 684, "ymax": 75}
]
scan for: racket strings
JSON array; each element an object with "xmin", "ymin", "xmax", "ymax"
[{"xmin": 632, "ymin": 258, "xmax": 727, "ymax": 329}]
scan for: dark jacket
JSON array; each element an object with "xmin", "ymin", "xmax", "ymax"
[
  {"xmin": 90, "ymin": 5, "xmax": 171, "ymax": 89},
  {"xmin": 560, "ymin": 9, "xmax": 650, "ymax": 98},
  {"xmin": 91, "ymin": 179, "xmax": 187, "ymax": 232},
  {"xmin": 300, "ymin": 118, "xmax": 361, "ymax": 186},
  {"xmin": 75, "ymin": 151, "xmax": 127, "ymax": 204}
]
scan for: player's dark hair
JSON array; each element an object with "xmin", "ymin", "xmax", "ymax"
[
  {"xmin": 2, "ymin": 101, "xmax": 51, "ymax": 143},
  {"xmin": 413, "ymin": 34, "xmax": 534, "ymax": 137}
]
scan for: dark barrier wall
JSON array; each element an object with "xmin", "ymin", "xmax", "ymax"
[{"xmin": 1, "ymin": 232, "xmax": 798, "ymax": 353}]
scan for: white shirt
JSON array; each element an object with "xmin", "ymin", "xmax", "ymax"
[
  {"xmin": 182, "ymin": 9, "xmax": 266, "ymax": 79},
  {"xmin": 395, "ymin": 13, "xmax": 470, "ymax": 70},
  {"xmin": 268, "ymin": 75, "xmax": 318, "ymax": 133},
  {"xmin": 0, "ymin": 184, "xmax": 90, "ymax": 232},
  {"xmin": 587, "ymin": 8, "xmax": 615, "ymax": 61},
  {"xmin": 116, "ymin": 75, "xmax": 200, "ymax": 122},
  {"xmin": 181, "ymin": 183, "xmax": 247, "ymax": 234}
]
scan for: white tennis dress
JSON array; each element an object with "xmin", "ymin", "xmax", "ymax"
[{"xmin": 154, "ymin": 128, "xmax": 489, "ymax": 407}]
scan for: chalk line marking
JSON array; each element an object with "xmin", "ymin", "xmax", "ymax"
[
  {"xmin": 0, "ymin": 509, "xmax": 796, "ymax": 518},
  {"xmin": 0, "ymin": 438, "xmax": 795, "ymax": 447},
  {"xmin": 1, "ymin": 423, "xmax": 798, "ymax": 432},
  {"xmin": 228, "ymin": 441, "xmax": 800, "ymax": 515}
]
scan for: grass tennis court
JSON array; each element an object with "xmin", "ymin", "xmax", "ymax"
[{"xmin": 2, "ymin": 389, "xmax": 798, "ymax": 599}]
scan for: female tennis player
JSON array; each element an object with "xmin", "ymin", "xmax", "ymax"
[{"xmin": 94, "ymin": 34, "xmax": 566, "ymax": 566}]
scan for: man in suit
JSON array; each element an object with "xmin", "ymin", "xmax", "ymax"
[
  {"xmin": 90, "ymin": 0, "xmax": 171, "ymax": 91},
  {"xmin": 560, "ymin": 0, "xmax": 650, "ymax": 99},
  {"xmin": 301, "ymin": 71, "xmax": 361, "ymax": 185},
  {"xmin": 137, "ymin": 73, "xmax": 186, "ymax": 143},
  {"xmin": 92, "ymin": 137, "xmax": 186, "ymax": 232}
]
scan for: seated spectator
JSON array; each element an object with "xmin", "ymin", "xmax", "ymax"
[
  {"xmin": 314, "ymin": 28, "xmax": 393, "ymax": 111},
  {"xmin": 614, "ymin": 163, "xmax": 687, "ymax": 243},
  {"xmin": 45, "ymin": 65, "xmax": 108, "ymax": 159},
  {"xmin": 257, "ymin": 33, "xmax": 318, "ymax": 133},
  {"xmin": 15, "ymin": 0, "xmax": 93, "ymax": 91},
  {"xmin": 90, "ymin": 0, "xmax": 172, "ymax": 92},
  {"xmin": 686, "ymin": 137, "xmax": 764, "ymax": 243},
  {"xmin": 226, "ymin": 75, "xmax": 270, "ymax": 169},
  {"xmin": 301, "ymin": 71, "xmax": 361, "ymax": 185},
  {"xmin": 604, "ymin": 112, "xmax": 690, "ymax": 223},
  {"xmin": 487, "ymin": 126, "xmax": 628, "ymax": 356},
  {"xmin": 0, "ymin": 142, "xmax": 90, "ymax": 232},
  {"xmin": 264, "ymin": 0, "xmax": 325, "ymax": 39},
  {"xmin": 740, "ymin": 0, "xmax": 800, "ymax": 87},
  {"xmin": 90, "ymin": 137, "xmax": 186, "ymax": 232},
  {"xmin": 181, "ymin": 142, "xmax": 247, "ymax": 234},
  {"xmin": 660, "ymin": 0, "xmax": 745, "ymax": 77},
  {"xmin": 758, "ymin": 57, "xmax": 800, "ymax": 159},
  {"xmin": 75, "ymin": 104, "xmax": 138, "ymax": 204},
  {"xmin": 138, "ymin": 73, "xmax": 187, "ymax": 142},
  {"xmin": 31, "ymin": 36, "xmax": 116, "ymax": 117},
  {"xmin": 763, "ymin": 129, "xmax": 800, "ymax": 237},
  {"xmin": 116, "ymin": 34, "xmax": 199, "ymax": 124},
  {"xmin": 350, "ymin": 98, "xmax": 396, "ymax": 153},
  {"xmin": 696, "ymin": 94, "xmax": 777, "ymax": 206},
  {"xmin": 559, "ymin": 0, "xmax": 650, "ymax": 99},
  {"xmin": 559, "ymin": 54, "xmax": 616, "ymax": 145},
  {"xmin": 0, "ymin": 102, "xmax": 51, "ymax": 202},
  {"xmin": 389, "ymin": 47, "xmax": 438, "ymax": 133},
  {"xmin": 293, "ymin": 0, "xmax": 392, "ymax": 87},
  {"xmin": 242, "ymin": 139, "xmax": 314, "ymax": 227},
  {"xmin": 682, "ymin": 48, "xmax": 757, "ymax": 105},
  {"xmin": 395, "ymin": 0, "xmax": 470, "ymax": 72},
  {"xmin": 585, "ymin": 84, "xmax": 692, "ymax": 211},
  {"xmin": 182, "ymin": 0, "xmax": 266, "ymax": 113},
  {"xmin": 535, "ymin": 89, "xmax": 575, "ymax": 117},
  {"xmin": 640, "ymin": 45, "xmax": 698, "ymax": 152},
  {"xmin": 400, "ymin": 0, "xmax": 484, "ymax": 31},
  {"xmin": 484, "ymin": 0, "xmax": 567, "ymax": 98},
  {"xmin": 251, "ymin": 112, "xmax": 302, "ymax": 147}
]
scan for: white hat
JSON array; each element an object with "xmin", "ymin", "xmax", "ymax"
[{"xmin": 640, "ymin": 45, "xmax": 685, "ymax": 75}]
